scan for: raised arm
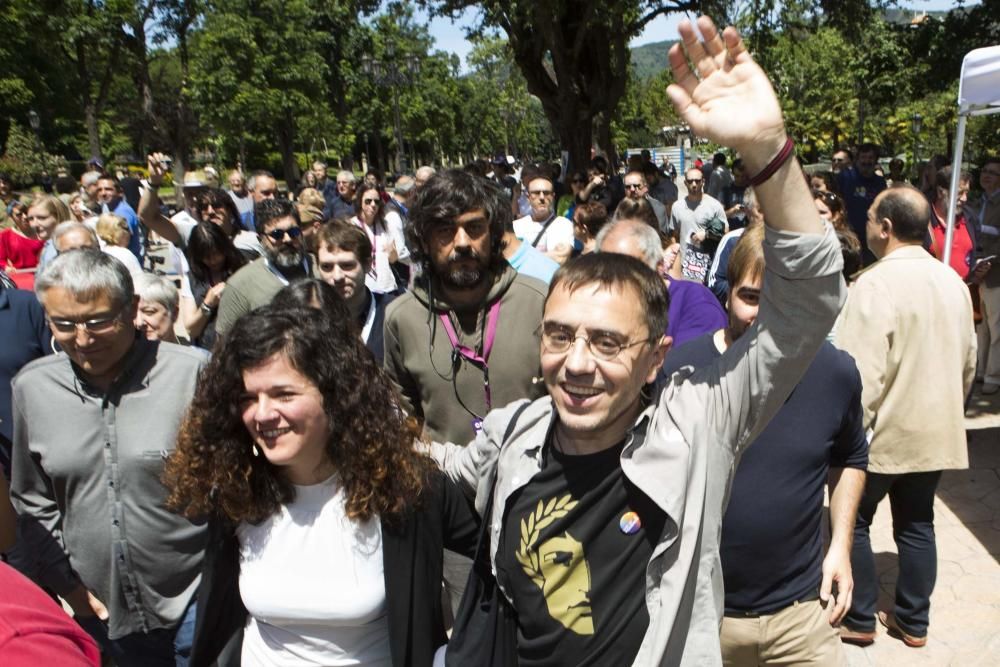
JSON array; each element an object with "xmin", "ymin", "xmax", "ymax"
[
  {"xmin": 661, "ymin": 17, "xmax": 845, "ymax": 455},
  {"xmin": 138, "ymin": 153, "xmax": 183, "ymax": 247},
  {"xmin": 667, "ymin": 17, "xmax": 822, "ymax": 235}
]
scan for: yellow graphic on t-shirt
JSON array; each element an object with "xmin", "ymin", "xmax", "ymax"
[{"xmin": 515, "ymin": 494, "xmax": 594, "ymax": 635}]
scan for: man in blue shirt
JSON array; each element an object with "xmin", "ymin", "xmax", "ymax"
[
  {"xmin": 837, "ymin": 143, "xmax": 886, "ymax": 263},
  {"xmin": 95, "ymin": 175, "xmax": 143, "ymax": 262}
]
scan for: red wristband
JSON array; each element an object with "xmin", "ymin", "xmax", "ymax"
[{"xmin": 747, "ymin": 137, "xmax": 795, "ymax": 187}]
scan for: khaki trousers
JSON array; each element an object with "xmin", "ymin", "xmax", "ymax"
[
  {"xmin": 979, "ymin": 283, "xmax": 1000, "ymax": 384},
  {"xmin": 721, "ymin": 599, "xmax": 846, "ymax": 667}
]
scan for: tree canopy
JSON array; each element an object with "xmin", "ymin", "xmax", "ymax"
[{"xmin": 1, "ymin": 0, "xmax": 997, "ymax": 186}]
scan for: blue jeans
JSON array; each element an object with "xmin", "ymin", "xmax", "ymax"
[
  {"xmin": 845, "ymin": 471, "xmax": 941, "ymax": 636},
  {"xmin": 77, "ymin": 598, "xmax": 197, "ymax": 667}
]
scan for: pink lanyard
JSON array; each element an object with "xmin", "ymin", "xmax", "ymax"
[{"xmin": 438, "ymin": 300, "xmax": 501, "ymax": 410}]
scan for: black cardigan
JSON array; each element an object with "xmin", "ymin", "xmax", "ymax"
[{"xmin": 190, "ymin": 471, "xmax": 479, "ymax": 667}]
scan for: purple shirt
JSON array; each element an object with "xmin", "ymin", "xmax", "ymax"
[{"xmin": 665, "ymin": 275, "xmax": 727, "ymax": 347}]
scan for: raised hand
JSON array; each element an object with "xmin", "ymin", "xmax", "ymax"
[
  {"xmin": 147, "ymin": 152, "xmax": 170, "ymax": 187},
  {"xmin": 667, "ymin": 17, "xmax": 786, "ymax": 169}
]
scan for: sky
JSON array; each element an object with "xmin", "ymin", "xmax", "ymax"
[{"xmin": 421, "ymin": 1, "xmax": 979, "ymax": 72}]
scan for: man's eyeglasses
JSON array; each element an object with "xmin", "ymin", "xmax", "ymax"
[
  {"xmin": 831, "ymin": 157, "xmax": 847, "ymax": 163},
  {"xmin": 49, "ymin": 306, "xmax": 126, "ymax": 335},
  {"xmin": 265, "ymin": 227, "xmax": 302, "ymax": 242},
  {"xmin": 624, "ymin": 183, "xmax": 644, "ymax": 191},
  {"xmin": 541, "ymin": 324, "xmax": 651, "ymax": 361},
  {"xmin": 529, "ymin": 189, "xmax": 554, "ymax": 197}
]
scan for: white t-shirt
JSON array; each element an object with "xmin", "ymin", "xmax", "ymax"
[
  {"xmin": 237, "ymin": 476, "xmax": 391, "ymax": 667},
  {"xmin": 352, "ymin": 212, "xmax": 410, "ymax": 294},
  {"xmin": 512, "ymin": 213, "xmax": 575, "ymax": 254}
]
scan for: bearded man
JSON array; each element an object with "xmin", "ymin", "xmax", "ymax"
[{"xmin": 215, "ymin": 199, "xmax": 313, "ymax": 337}]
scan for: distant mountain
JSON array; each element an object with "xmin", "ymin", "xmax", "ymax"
[{"xmin": 630, "ymin": 40, "xmax": 676, "ymax": 80}]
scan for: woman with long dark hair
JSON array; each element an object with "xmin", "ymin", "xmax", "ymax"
[
  {"xmin": 164, "ymin": 304, "xmax": 477, "ymax": 666},
  {"xmin": 179, "ymin": 222, "xmax": 247, "ymax": 350},
  {"xmin": 351, "ymin": 183, "xmax": 410, "ymax": 294}
]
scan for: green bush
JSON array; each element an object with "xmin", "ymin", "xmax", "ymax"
[{"xmin": 0, "ymin": 123, "xmax": 65, "ymax": 187}]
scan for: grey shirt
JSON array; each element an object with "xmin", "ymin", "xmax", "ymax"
[
  {"xmin": 669, "ymin": 194, "xmax": 728, "ymax": 276},
  {"xmin": 10, "ymin": 338, "xmax": 207, "ymax": 640},
  {"xmin": 431, "ymin": 224, "xmax": 845, "ymax": 665}
]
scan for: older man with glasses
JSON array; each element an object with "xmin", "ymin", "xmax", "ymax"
[
  {"xmin": 513, "ymin": 170, "xmax": 576, "ymax": 264},
  {"xmin": 10, "ymin": 248, "xmax": 206, "ymax": 666}
]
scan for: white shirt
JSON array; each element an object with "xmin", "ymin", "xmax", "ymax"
[
  {"xmin": 352, "ymin": 212, "xmax": 409, "ymax": 294},
  {"xmin": 512, "ymin": 213, "xmax": 575, "ymax": 254},
  {"xmin": 101, "ymin": 245, "xmax": 145, "ymax": 284},
  {"xmin": 237, "ymin": 476, "xmax": 391, "ymax": 667}
]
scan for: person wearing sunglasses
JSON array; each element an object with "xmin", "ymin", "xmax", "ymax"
[
  {"xmin": 512, "ymin": 170, "xmax": 576, "ymax": 264},
  {"xmin": 351, "ymin": 182, "xmax": 410, "ymax": 294},
  {"xmin": 669, "ymin": 167, "xmax": 729, "ymax": 283},
  {"xmin": 215, "ymin": 198, "xmax": 315, "ymax": 338},
  {"xmin": 139, "ymin": 156, "xmax": 264, "ymax": 261},
  {"xmin": 10, "ymin": 248, "xmax": 207, "ymax": 665}
]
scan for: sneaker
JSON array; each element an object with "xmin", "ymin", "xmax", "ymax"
[
  {"xmin": 839, "ymin": 625, "xmax": 877, "ymax": 646},
  {"xmin": 983, "ymin": 383, "xmax": 999, "ymax": 395},
  {"xmin": 878, "ymin": 611, "xmax": 927, "ymax": 648}
]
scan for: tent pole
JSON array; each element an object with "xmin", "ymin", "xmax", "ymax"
[{"xmin": 943, "ymin": 113, "xmax": 969, "ymax": 268}]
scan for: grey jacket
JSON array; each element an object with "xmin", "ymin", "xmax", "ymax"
[
  {"xmin": 430, "ymin": 224, "xmax": 845, "ymax": 666},
  {"xmin": 11, "ymin": 339, "xmax": 207, "ymax": 640}
]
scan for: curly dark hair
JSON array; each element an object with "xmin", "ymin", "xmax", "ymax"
[{"xmin": 164, "ymin": 303, "xmax": 432, "ymax": 525}]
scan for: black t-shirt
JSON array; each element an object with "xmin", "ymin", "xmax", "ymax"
[
  {"xmin": 661, "ymin": 334, "xmax": 868, "ymax": 613},
  {"xmin": 495, "ymin": 432, "xmax": 666, "ymax": 666}
]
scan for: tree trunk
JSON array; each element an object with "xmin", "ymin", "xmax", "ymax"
[
  {"xmin": 84, "ymin": 103, "xmax": 102, "ymax": 162},
  {"xmin": 277, "ymin": 112, "xmax": 298, "ymax": 190}
]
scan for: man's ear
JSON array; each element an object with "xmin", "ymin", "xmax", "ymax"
[
  {"xmin": 645, "ymin": 335, "xmax": 672, "ymax": 385},
  {"xmin": 880, "ymin": 217, "xmax": 893, "ymax": 240}
]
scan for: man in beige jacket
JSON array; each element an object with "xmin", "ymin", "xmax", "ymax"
[{"xmin": 836, "ymin": 185, "xmax": 976, "ymax": 648}]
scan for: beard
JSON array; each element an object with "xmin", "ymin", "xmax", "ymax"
[
  {"xmin": 437, "ymin": 247, "xmax": 491, "ymax": 289},
  {"xmin": 267, "ymin": 243, "xmax": 306, "ymax": 275}
]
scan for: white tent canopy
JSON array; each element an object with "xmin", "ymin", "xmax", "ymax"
[{"xmin": 944, "ymin": 45, "xmax": 1000, "ymax": 266}]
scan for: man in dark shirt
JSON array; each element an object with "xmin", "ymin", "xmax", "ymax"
[
  {"xmin": 315, "ymin": 220, "xmax": 398, "ymax": 363},
  {"xmin": 661, "ymin": 225, "xmax": 867, "ymax": 666},
  {"xmin": 837, "ymin": 143, "xmax": 886, "ymax": 262}
]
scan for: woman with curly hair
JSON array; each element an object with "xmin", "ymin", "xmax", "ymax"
[{"xmin": 164, "ymin": 303, "xmax": 477, "ymax": 667}]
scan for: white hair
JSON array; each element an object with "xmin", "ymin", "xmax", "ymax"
[
  {"xmin": 595, "ymin": 218, "xmax": 663, "ymax": 270},
  {"xmin": 134, "ymin": 273, "xmax": 179, "ymax": 315}
]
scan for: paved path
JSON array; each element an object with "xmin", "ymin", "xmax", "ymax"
[{"xmin": 843, "ymin": 384, "xmax": 1000, "ymax": 666}]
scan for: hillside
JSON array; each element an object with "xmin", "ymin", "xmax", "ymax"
[{"xmin": 630, "ymin": 39, "xmax": 676, "ymax": 80}]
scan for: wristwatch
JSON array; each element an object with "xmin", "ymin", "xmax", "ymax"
[{"xmin": 200, "ymin": 302, "xmax": 215, "ymax": 315}]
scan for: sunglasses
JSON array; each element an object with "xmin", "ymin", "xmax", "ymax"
[
  {"xmin": 265, "ymin": 226, "xmax": 302, "ymax": 242},
  {"xmin": 685, "ymin": 178, "xmax": 703, "ymax": 184},
  {"xmin": 362, "ymin": 198, "xmax": 380, "ymax": 206}
]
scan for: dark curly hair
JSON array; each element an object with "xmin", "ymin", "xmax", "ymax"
[
  {"xmin": 405, "ymin": 169, "xmax": 508, "ymax": 276},
  {"xmin": 164, "ymin": 303, "xmax": 432, "ymax": 525}
]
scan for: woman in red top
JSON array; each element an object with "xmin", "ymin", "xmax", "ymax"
[
  {"xmin": 927, "ymin": 166, "xmax": 976, "ymax": 280},
  {"xmin": 0, "ymin": 200, "xmax": 44, "ymax": 290}
]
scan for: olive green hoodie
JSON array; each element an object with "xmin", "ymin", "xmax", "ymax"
[{"xmin": 383, "ymin": 262, "xmax": 548, "ymax": 445}]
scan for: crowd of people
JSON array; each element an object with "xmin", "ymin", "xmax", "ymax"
[{"xmin": 0, "ymin": 14, "xmax": 996, "ymax": 667}]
